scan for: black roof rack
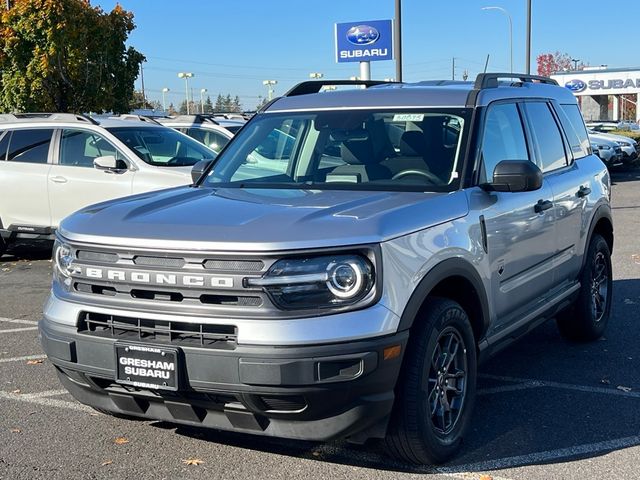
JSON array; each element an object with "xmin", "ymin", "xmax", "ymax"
[
  {"xmin": 165, "ymin": 114, "xmax": 220, "ymax": 125},
  {"xmin": 466, "ymin": 73, "xmax": 559, "ymax": 107},
  {"xmin": 474, "ymin": 73, "xmax": 558, "ymax": 89},
  {"xmin": 283, "ymin": 79, "xmax": 398, "ymax": 97},
  {"xmin": 110, "ymin": 114, "xmax": 161, "ymax": 125}
]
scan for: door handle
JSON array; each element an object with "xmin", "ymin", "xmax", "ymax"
[
  {"xmin": 49, "ymin": 176, "xmax": 68, "ymax": 184},
  {"xmin": 577, "ymin": 186, "xmax": 591, "ymax": 198},
  {"xmin": 534, "ymin": 199, "xmax": 553, "ymax": 213}
]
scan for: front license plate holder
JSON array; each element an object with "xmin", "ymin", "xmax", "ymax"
[{"xmin": 115, "ymin": 343, "xmax": 179, "ymax": 391}]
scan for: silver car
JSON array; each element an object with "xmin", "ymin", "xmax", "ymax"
[{"xmin": 40, "ymin": 74, "xmax": 613, "ymax": 465}]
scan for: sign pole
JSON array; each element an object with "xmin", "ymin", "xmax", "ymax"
[{"xmin": 360, "ymin": 61, "xmax": 371, "ymax": 81}]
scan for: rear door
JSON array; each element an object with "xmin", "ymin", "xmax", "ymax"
[
  {"xmin": 47, "ymin": 128, "xmax": 134, "ymax": 226},
  {"xmin": 521, "ymin": 101, "xmax": 587, "ymax": 286},
  {"xmin": 0, "ymin": 128, "xmax": 54, "ymax": 229}
]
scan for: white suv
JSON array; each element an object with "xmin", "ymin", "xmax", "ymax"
[
  {"xmin": 157, "ymin": 115, "xmax": 238, "ymax": 154},
  {"xmin": 0, "ymin": 113, "xmax": 216, "ymax": 256}
]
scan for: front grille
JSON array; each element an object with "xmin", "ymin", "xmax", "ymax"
[
  {"xmin": 259, "ymin": 395, "xmax": 307, "ymax": 412},
  {"xmin": 133, "ymin": 256, "xmax": 186, "ymax": 268},
  {"xmin": 203, "ymin": 259, "xmax": 264, "ymax": 272},
  {"xmin": 77, "ymin": 250, "xmax": 119, "ymax": 263},
  {"xmin": 79, "ymin": 312, "xmax": 237, "ymax": 348}
]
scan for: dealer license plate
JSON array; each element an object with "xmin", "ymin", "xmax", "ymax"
[{"xmin": 115, "ymin": 343, "xmax": 179, "ymax": 391}]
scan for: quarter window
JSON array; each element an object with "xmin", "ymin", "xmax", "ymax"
[
  {"xmin": 523, "ymin": 102, "xmax": 568, "ymax": 172},
  {"xmin": 7, "ymin": 129, "xmax": 54, "ymax": 164},
  {"xmin": 480, "ymin": 103, "xmax": 529, "ymax": 183}
]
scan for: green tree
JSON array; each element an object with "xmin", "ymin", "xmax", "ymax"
[
  {"xmin": 203, "ymin": 95, "xmax": 213, "ymax": 113},
  {"xmin": 231, "ymin": 96, "xmax": 242, "ymax": 113},
  {"xmin": 214, "ymin": 94, "xmax": 224, "ymax": 112},
  {"xmin": 0, "ymin": 0, "xmax": 144, "ymax": 113}
]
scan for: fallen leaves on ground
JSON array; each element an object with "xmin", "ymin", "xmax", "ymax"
[
  {"xmin": 617, "ymin": 385, "xmax": 632, "ymax": 392},
  {"xmin": 600, "ymin": 377, "xmax": 610, "ymax": 385},
  {"xmin": 114, "ymin": 437, "xmax": 129, "ymax": 445},
  {"xmin": 11, "ymin": 389, "xmax": 21, "ymax": 394},
  {"xmin": 26, "ymin": 359, "xmax": 44, "ymax": 365},
  {"xmin": 101, "ymin": 460, "xmax": 113, "ymax": 466},
  {"xmin": 479, "ymin": 475, "xmax": 493, "ymax": 480},
  {"xmin": 182, "ymin": 458, "xmax": 204, "ymax": 466},
  {"xmin": 632, "ymin": 254, "xmax": 640, "ymax": 265},
  {"xmin": 9, "ymin": 428, "xmax": 21, "ymax": 433}
]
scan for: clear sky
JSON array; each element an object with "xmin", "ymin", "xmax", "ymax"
[{"xmin": 98, "ymin": 0, "xmax": 639, "ymax": 110}]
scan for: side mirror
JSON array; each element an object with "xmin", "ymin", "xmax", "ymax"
[
  {"xmin": 482, "ymin": 160, "xmax": 543, "ymax": 193},
  {"xmin": 93, "ymin": 155, "xmax": 118, "ymax": 170},
  {"xmin": 191, "ymin": 159, "xmax": 214, "ymax": 183}
]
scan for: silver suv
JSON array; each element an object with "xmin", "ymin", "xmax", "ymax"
[{"xmin": 40, "ymin": 74, "xmax": 613, "ymax": 464}]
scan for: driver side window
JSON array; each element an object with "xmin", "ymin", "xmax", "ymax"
[
  {"xmin": 59, "ymin": 129, "xmax": 126, "ymax": 168},
  {"xmin": 479, "ymin": 103, "xmax": 529, "ymax": 183}
]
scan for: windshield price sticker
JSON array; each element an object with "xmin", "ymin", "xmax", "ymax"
[{"xmin": 393, "ymin": 114, "xmax": 424, "ymax": 122}]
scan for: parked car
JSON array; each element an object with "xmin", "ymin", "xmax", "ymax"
[
  {"xmin": 586, "ymin": 120, "xmax": 619, "ymax": 133},
  {"xmin": 41, "ymin": 74, "xmax": 613, "ymax": 465},
  {"xmin": 588, "ymin": 130, "xmax": 639, "ymax": 165},
  {"xmin": 588, "ymin": 132, "xmax": 625, "ymax": 168},
  {"xmin": 157, "ymin": 115, "xmax": 236, "ymax": 153},
  {"xmin": 0, "ymin": 113, "xmax": 216, "ymax": 256},
  {"xmin": 616, "ymin": 120, "xmax": 640, "ymax": 131}
]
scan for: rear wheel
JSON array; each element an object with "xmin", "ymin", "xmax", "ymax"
[
  {"xmin": 385, "ymin": 297, "xmax": 477, "ymax": 464},
  {"xmin": 556, "ymin": 234, "xmax": 612, "ymax": 341}
]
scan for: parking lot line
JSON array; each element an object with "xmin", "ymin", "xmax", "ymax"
[
  {"xmin": 480, "ymin": 373, "xmax": 640, "ymax": 399},
  {"xmin": 0, "ymin": 354, "xmax": 47, "ymax": 364},
  {"xmin": 0, "ymin": 390, "xmax": 93, "ymax": 413},
  {"xmin": 437, "ymin": 435, "xmax": 640, "ymax": 474},
  {"xmin": 0, "ymin": 326, "xmax": 38, "ymax": 333},
  {"xmin": 19, "ymin": 389, "xmax": 68, "ymax": 399},
  {"xmin": 0, "ymin": 316, "xmax": 39, "ymax": 325},
  {"xmin": 477, "ymin": 382, "xmax": 544, "ymax": 396}
]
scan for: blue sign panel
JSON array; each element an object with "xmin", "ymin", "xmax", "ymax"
[{"xmin": 335, "ymin": 19, "xmax": 393, "ymax": 63}]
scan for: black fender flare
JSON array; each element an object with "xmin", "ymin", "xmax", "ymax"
[
  {"xmin": 397, "ymin": 257, "xmax": 491, "ymax": 337},
  {"xmin": 582, "ymin": 202, "xmax": 613, "ymax": 270}
]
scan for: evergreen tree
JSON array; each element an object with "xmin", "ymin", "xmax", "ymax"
[
  {"xmin": 204, "ymin": 95, "xmax": 213, "ymax": 113},
  {"xmin": 232, "ymin": 96, "xmax": 242, "ymax": 113},
  {"xmin": 214, "ymin": 94, "xmax": 224, "ymax": 112}
]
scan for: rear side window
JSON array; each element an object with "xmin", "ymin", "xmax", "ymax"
[
  {"xmin": 558, "ymin": 104, "xmax": 590, "ymax": 158},
  {"xmin": 522, "ymin": 102, "xmax": 568, "ymax": 173},
  {"xmin": 7, "ymin": 129, "xmax": 54, "ymax": 164},
  {"xmin": 480, "ymin": 103, "xmax": 529, "ymax": 183},
  {"xmin": 186, "ymin": 128, "xmax": 230, "ymax": 153}
]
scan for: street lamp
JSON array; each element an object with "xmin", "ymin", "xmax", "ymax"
[
  {"xmin": 161, "ymin": 87, "xmax": 170, "ymax": 112},
  {"xmin": 200, "ymin": 88, "xmax": 208, "ymax": 114},
  {"xmin": 262, "ymin": 80, "xmax": 277, "ymax": 101},
  {"xmin": 309, "ymin": 72, "xmax": 323, "ymax": 79},
  {"xmin": 482, "ymin": 6, "xmax": 513, "ymax": 74},
  {"xmin": 571, "ymin": 58, "xmax": 580, "ymax": 71},
  {"xmin": 177, "ymin": 72, "xmax": 194, "ymax": 114}
]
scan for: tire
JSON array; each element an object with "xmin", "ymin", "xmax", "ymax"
[
  {"xmin": 385, "ymin": 297, "xmax": 477, "ymax": 464},
  {"xmin": 556, "ymin": 234, "xmax": 612, "ymax": 342}
]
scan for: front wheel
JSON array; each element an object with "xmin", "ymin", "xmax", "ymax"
[
  {"xmin": 385, "ymin": 297, "xmax": 477, "ymax": 464},
  {"xmin": 556, "ymin": 234, "xmax": 612, "ymax": 341}
]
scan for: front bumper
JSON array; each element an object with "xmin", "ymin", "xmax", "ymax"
[{"xmin": 40, "ymin": 317, "xmax": 408, "ymax": 442}]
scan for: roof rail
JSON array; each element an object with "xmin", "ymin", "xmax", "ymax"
[
  {"xmin": 0, "ymin": 112, "xmax": 99, "ymax": 125},
  {"xmin": 165, "ymin": 114, "xmax": 220, "ymax": 125},
  {"xmin": 473, "ymin": 73, "xmax": 558, "ymax": 89},
  {"xmin": 283, "ymin": 79, "xmax": 398, "ymax": 97},
  {"xmin": 110, "ymin": 114, "xmax": 161, "ymax": 125}
]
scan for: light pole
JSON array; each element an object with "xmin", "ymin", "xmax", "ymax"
[
  {"xmin": 571, "ymin": 58, "xmax": 580, "ymax": 71},
  {"xmin": 262, "ymin": 80, "xmax": 277, "ymax": 101},
  {"xmin": 161, "ymin": 88, "xmax": 169, "ymax": 112},
  {"xmin": 482, "ymin": 6, "xmax": 513, "ymax": 74},
  {"xmin": 200, "ymin": 88, "xmax": 208, "ymax": 114},
  {"xmin": 177, "ymin": 72, "xmax": 194, "ymax": 114}
]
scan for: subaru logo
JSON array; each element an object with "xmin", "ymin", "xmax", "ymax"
[
  {"xmin": 565, "ymin": 79, "xmax": 587, "ymax": 93},
  {"xmin": 346, "ymin": 25, "xmax": 380, "ymax": 45}
]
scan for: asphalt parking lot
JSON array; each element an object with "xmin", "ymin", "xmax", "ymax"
[{"xmin": 1, "ymin": 168, "xmax": 639, "ymax": 480}]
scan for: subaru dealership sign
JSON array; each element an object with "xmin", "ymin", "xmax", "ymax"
[{"xmin": 335, "ymin": 20, "xmax": 393, "ymax": 63}]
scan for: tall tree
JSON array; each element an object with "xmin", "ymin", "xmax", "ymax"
[
  {"xmin": 0, "ymin": 0, "xmax": 144, "ymax": 113},
  {"xmin": 203, "ymin": 95, "xmax": 213, "ymax": 113},
  {"xmin": 214, "ymin": 94, "xmax": 224, "ymax": 112},
  {"xmin": 232, "ymin": 96, "xmax": 242, "ymax": 113}
]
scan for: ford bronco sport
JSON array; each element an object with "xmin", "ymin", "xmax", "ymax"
[{"xmin": 40, "ymin": 74, "xmax": 613, "ymax": 464}]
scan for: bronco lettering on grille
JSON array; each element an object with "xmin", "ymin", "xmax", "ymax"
[{"xmin": 77, "ymin": 267, "xmax": 234, "ymax": 288}]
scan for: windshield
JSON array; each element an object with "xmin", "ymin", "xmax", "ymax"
[
  {"xmin": 107, "ymin": 126, "xmax": 215, "ymax": 167},
  {"xmin": 202, "ymin": 109, "xmax": 469, "ymax": 191}
]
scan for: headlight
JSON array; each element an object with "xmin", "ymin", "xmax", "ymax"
[
  {"xmin": 616, "ymin": 141, "xmax": 631, "ymax": 147},
  {"xmin": 598, "ymin": 145, "xmax": 611, "ymax": 150},
  {"xmin": 52, "ymin": 239, "xmax": 76, "ymax": 291},
  {"xmin": 247, "ymin": 254, "xmax": 375, "ymax": 310}
]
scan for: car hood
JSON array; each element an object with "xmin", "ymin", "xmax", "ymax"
[
  {"xmin": 588, "ymin": 134, "xmax": 618, "ymax": 146},
  {"xmin": 59, "ymin": 186, "xmax": 469, "ymax": 251},
  {"xmin": 589, "ymin": 132, "xmax": 635, "ymax": 145}
]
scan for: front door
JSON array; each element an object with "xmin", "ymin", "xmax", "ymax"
[{"xmin": 48, "ymin": 128, "xmax": 134, "ymax": 227}]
